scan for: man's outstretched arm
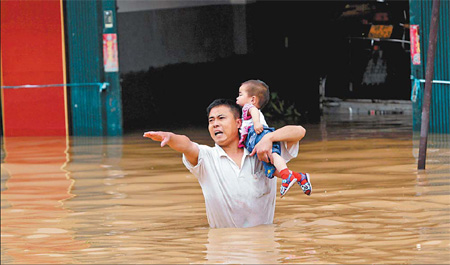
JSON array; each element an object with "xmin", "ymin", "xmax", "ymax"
[
  {"xmin": 143, "ymin": 131, "xmax": 199, "ymax": 166},
  {"xmin": 250, "ymin": 125, "xmax": 306, "ymax": 163}
]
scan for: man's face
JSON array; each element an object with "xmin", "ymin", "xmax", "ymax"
[{"xmin": 208, "ymin": 105, "xmax": 241, "ymax": 147}]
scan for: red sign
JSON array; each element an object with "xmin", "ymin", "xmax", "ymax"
[
  {"xmin": 410, "ymin": 25, "xmax": 421, "ymax": 65},
  {"xmin": 103, "ymin": 33, "xmax": 119, "ymax": 72}
]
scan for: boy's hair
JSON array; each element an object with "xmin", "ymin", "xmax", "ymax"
[
  {"xmin": 241, "ymin": 79, "xmax": 270, "ymax": 109},
  {"xmin": 206, "ymin": 99, "xmax": 242, "ymax": 119}
]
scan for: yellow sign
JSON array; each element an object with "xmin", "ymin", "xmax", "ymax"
[{"xmin": 368, "ymin": 25, "xmax": 393, "ymax": 39}]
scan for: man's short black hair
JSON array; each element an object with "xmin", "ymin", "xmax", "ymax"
[{"xmin": 206, "ymin": 99, "xmax": 242, "ymax": 119}]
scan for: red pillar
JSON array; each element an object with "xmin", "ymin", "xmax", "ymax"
[{"xmin": 1, "ymin": 0, "xmax": 68, "ymax": 136}]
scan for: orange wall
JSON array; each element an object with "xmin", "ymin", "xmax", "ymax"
[{"xmin": 1, "ymin": 0, "xmax": 68, "ymax": 136}]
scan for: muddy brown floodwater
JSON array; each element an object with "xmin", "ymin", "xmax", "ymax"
[{"xmin": 1, "ymin": 114, "xmax": 449, "ymax": 264}]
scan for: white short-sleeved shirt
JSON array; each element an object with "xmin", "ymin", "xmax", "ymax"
[{"xmin": 182, "ymin": 141, "xmax": 299, "ymax": 228}]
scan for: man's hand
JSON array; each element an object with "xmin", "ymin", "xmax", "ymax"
[
  {"xmin": 249, "ymin": 133, "xmax": 273, "ymax": 163},
  {"xmin": 253, "ymin": 122, "xmax": 264, "ymax": 134},
  {"xmin": 144, "ymin": 130, "xmax": 199, "ymax": 166},
  {"xmin": 143, "ymin": 131, "xmax": 172, "ymax": 147}
]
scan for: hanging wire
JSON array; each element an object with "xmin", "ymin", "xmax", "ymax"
[{"xmin": 1, "ymin": 82, "xmax": 109, "ymax": 92}]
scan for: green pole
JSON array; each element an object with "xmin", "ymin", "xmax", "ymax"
[{"xmin": 101, "ymin": 0, "xmax": 123, "ymax": 136}]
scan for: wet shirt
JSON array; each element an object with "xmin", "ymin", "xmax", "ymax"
[{"xmin": 182, "ymin": 142, "xmax": 299, "ymax": 228}]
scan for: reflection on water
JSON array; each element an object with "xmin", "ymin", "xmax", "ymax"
[
  {"xmin": 1, "ymin": 114, "xmax": 449, "ymax": 264},
  {"xmin": 1, "ymin": 137, "xmax": 88, "ymax": 264}
]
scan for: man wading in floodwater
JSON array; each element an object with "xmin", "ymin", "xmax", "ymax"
[{"xmin": 144, "ymin": 99, "xmax": 306, "ymax": 228}]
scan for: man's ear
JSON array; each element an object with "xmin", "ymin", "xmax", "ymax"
[{"xmin": 236, "ymin": 118, "xmax": 242, "ymax": 129}]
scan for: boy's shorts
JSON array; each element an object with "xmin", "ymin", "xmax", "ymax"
[{"xmin": 245, "ymin": 126, "xmax": 281, "ymax": 179}]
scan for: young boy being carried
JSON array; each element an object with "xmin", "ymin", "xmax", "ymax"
[{"xmin": 236, "ymin": 80, "xmax": 312, "ymax": 197}]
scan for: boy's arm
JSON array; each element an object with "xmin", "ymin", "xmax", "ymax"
[
  {"xmin": 249, "ymin": 125, "xmax": 306, "ymax": 163},
  {"xmin": 143, "ymin": 131, "xmax": 199, "ymax": 166},
  {"xmin": 248, "ymin": 106, "xmax": 264, "ymax": 134}
]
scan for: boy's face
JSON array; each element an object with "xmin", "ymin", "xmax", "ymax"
[
  {"xmin": 236, "ymin": 85, "xmax": 254, "ymax": 107},
  {"xmin": 208, "ymin": 105, "xmax": 241, "ymax": 147}
]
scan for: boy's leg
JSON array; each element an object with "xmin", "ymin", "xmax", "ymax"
[
  {"xmin": 272, "ymin": 153, "xmax": 292, "ymax": 181},
  {"xmin": 273, "ymin": 153, "xmax": 312, "ymax": 197},
  {"xmin": 266, "ymin": 153, "xmax": 288, "ymax": 179},
  {"xmin": 272, "ymin": 153, "xmax": 287, "ymax": 173},
  {"xmin": 273, "ymin": 153, "xmax": 297, "ymax": 197}
]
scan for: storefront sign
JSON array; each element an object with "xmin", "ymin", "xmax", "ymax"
[
  {"xmin": 368, "ymin": 25, "xmax": 393, "ymax": 39},
  {"xmin": 410, "ymin": 25, "xmax": 421, "ymax": 65},
  {"xmin": 103, "ymin": 33, "xmax": 119, "ymax": 72}
]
